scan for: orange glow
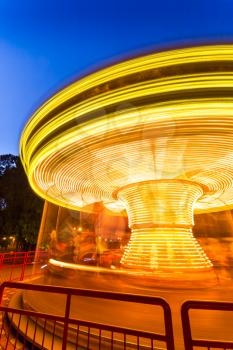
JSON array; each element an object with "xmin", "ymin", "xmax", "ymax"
[
  {"xmin": 20, "ymin": 45, "xmax": 233, "ymax": 275},
  {"xmin": 117, "ymin": 181, "xmax": 212, "ymax": 270}
]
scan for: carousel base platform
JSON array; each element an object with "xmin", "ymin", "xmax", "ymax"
[{"xmin": 48, "ymin": 259, "xmax": 219, "ymax": 290}]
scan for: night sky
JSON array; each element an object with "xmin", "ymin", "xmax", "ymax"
[{"xmin": 1, "ymin": 0, "xmax": 233, "ymax": 155}]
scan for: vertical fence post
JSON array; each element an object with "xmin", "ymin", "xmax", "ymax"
[
  {"xmin": 0, "ymin": 284, "xmax": 5, "ymax": 305},
  {"xmin": 20, "ymin": 252, "xmax": 28, "ymax": 281},
  {"xmin": 9, "ymin": 252, "xmax": 16, "ymax": 281},
  {"xmin": 0, "ymin": 253, "xmax": 3, "ymax": 281},
  {"xmin": 0, "ymin": 253, "xmax": 3, "ymax": 268},
  {"xmin": 163, "ymin": 302, "xmax": 175, "ymax": 350},
  {"xmin": 181, "ymin": 302, "xmax": 193, "ymax": 350},
  {"xmin": 62, "ymin": 293, "xmax": 71, "ymax": 350}
]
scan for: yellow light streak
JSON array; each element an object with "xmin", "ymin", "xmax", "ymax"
[{"xmin": 20, "ymin": 44, "xmax": 233, "ymax": 273}]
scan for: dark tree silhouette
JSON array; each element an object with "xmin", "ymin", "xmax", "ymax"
[{"xmin": 0, "ymin": 155, "xmax": 43, "ymax": 250}]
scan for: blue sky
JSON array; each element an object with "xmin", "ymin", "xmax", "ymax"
[{"xmin": 1, "ymin": 0, "xmax": 233, "ymax": 155}]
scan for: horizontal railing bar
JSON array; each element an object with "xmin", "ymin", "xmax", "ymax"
[
  {"xmin": 0, "ymin": 300, "xmax": 167, "ymax": 339},
  {"xmin": 1, "ymin": 307, "xmax": 168, "ymax": 337},
  {"xmin": 192, "ymin": 339, "xmax": 233, "ymax": 348},
  {"xmin": 0, "ymin": 281, "xmax": 169, "ymax": 309},
  {"xmin": 0, "ymin": 306, "xmax": 66, "ymax": 322},
  {"xmin": 68, "ymin": 317, "xmax": 166, "ymax": 341},
  {"xmin": 0, "ymin": 307, "xmax": 166, "ymax": 342},
  {"xmin": 182, "ymin": 300, "xmax": 233, "ymax": 312}
]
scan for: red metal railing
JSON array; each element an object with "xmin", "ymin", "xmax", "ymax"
[
  {"xmin": 0, "ymin": 251, "xmax": 48, "ymax": 283},
  {"xmin": 0, "ymin": 281, "xmax": 175, "ymax": 350},
  {"xmin": 181, "ymin": 300, "xmax": 233, "ymax": 350},
  {"xmin": 2, "ymin": 252, "xmax": 233, "ymax": 349}
]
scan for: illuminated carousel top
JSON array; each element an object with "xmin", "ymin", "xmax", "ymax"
[{"xmin": 20, "ymin": 45, "xmax": 233, "ymax": 214}]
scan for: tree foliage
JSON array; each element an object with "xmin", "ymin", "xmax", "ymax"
[{"xmin": 0, "ymin": 155, "xmax": 43, "ymax": 249}]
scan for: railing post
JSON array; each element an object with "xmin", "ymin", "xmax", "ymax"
[
  {"xmin": 181, "ymin": 302, "xmax": 195, "ymax": 350},
  {"xmin": 20, "ymin": 252, "xmax": 29, "ymax": 281},
  {"xmin": 0, "ymin": 283, "xmax": 5, "ymax": 304},
  {"xmin": 163, "ymin": 302, "xmax": 175, "ymax": 350},
  {"xmin": 62, "ymin": 293, "xmax": 71, "ymax": 350},
  {"xmin": 9, "ymin": 252, "xmax": 16, "ymax": 281},
  {"xmin": 0, "ymin": 253, "xmax": 3, "ymax": 275}
]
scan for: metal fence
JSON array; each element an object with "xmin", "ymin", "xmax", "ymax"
[
  {"xmin": 1, "ymin": 252, "xmax": 233, "ymax": 349},
  {"xmin": 181, "ymin": 300, "xmax": 233, "ymax": 350},
  {"xmin": 0, "ymin": 251, "xmax": 48, "ymax": 283},
  {"xmin": 0, "ymin": 281, "xmax": 175, "ymax": 350}
]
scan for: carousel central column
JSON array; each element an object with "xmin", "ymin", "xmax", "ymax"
[{"xmin": 117, "ymin": 180, "xmax": 212, "ymax": 272}]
